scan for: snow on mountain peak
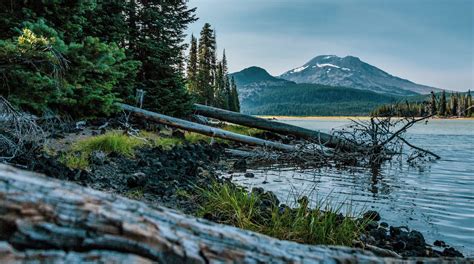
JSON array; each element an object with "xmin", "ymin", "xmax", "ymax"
[{"xmin": 292, "ymin": 65, "xmax": 308, "ymax": 73}]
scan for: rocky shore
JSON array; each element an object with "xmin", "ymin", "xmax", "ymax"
[{"xmin": 7, "ymin": 118, "xmax": 465, "ymax": 259}]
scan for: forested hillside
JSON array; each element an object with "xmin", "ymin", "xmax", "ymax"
[{"xmin": 241, "ymin": 83, "xmax": 400, "ymax": 116}]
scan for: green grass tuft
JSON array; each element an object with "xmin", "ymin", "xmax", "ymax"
[
  {"xmin": 73, "ymin": 131, "xmax": 145, "ymax": 157},
  {"xmin": 198, "ymin": 182, "xmax": 365, "ymax": 246}
]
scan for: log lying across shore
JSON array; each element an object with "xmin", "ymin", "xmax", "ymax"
[
  {"xmin": 119, "ymin": 103, "xmax": 297, "ymax": 151},
  {"xmin": 1, "ymin": 164, "xmax": 462, "ymax": 263},
  {"xmin": 193, "ymin": 103, "xmax": 355, "ymax": 150}
]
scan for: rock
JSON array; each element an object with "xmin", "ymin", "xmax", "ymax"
[
  {"xmin": 406, "ymin": 230, "xmax": 425, "ymax": 249},
  {"xmin": 244, "ymin": 172, "xmax": 255, "ymax": 178},
  {"xmin": 171, "ymin": 130, "xmax": 185, "ymax": 139},
  {"xmin": 434, "ymin": 240, "xmax": 446, "ymax": 247},
  {"xmin": 379, "ymin": 222, "xmax": 389, "ymax": 228},
  {"xmin": 393, "ymin": 241, "xmax": 406, "ymax": 251},
  {"xmin": 90, "ymin": 151, "xmax": 107, "ymax": 165},
  {"xmin": 127, "ymin": 172, "xmax": 146, "ymax": 188},
  {"xmin": 233, "ymin": 159, "xmax": 247, "ymax": 172},
  {"xmin": 363, "ymin": 210, "xmax": 381, "ymax": 221},
  {"xmin": 367, "ymin": 221, "xmax": 379, "ymax": 230},
  {"xmin": 442, "ymin": 247, "xmax": 464, "ymax": 257}
]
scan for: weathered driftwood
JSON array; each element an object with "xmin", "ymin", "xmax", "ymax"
[
  {"xmin": 118, "ymin": 103, "xmax": 296, "ymax": 151},
  {"xmin": 193, "ymin": 103, "xmax": 354, "ymax": 150},
  {"xmin": 0, "ymin": 165, "xmax": 467, "ymax": 263}
]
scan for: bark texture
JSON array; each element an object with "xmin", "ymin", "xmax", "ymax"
[{"xmin": 0, "ymin": 165, "xmax": 467, "ymax": 263}]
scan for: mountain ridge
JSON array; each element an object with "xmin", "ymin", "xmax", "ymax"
[{"xmin": 278, "ymin": 55, "xmax": 442, "ymax": 95}]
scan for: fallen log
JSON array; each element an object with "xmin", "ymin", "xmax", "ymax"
[
  {"xmin": 0, "ymin": 164, "xmax": 458, "ymax": 263},
  {"xmin": 118, "ymin": 103, "xmax": 296, "ymax": 152},
  {"xmin": 193, "ymin": 103, "xmax": 355, "ymax": 150}
]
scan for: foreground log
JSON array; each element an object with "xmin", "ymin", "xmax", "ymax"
[
  {"xmin": 0, "ymin": 165, "xmax": 466, "ymax": 263},
  {"xmin": 118, "ymin": 103, "xmax": 296, "ymax": 151},
  {"xmin": 193, "ymin": 104, "xmax": 355, "ymax": 150}
]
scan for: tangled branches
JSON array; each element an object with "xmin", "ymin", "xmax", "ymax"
[
  {"xmin": 0, "ymin": 97, "xmax": 45, "ymax": 162},
  {"xmin": 230, "ymin": 115, "xmax": 440, "ymax": 170}
]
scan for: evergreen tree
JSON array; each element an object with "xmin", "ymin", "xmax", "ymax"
[
  {"xmin": 467, "ymin": 90, "xmax": 472, "ymax": 117},
  {"xmin": 197, "ymin": 23, "xmax": 216, "ymax": 105},
  {"xmin": 229, "ymin": 76, "xmax": 240, "ymax": 112},
  {"xmin": 450, "ymin": 93, "xmax": 458, "ymax": 116},
  {"xmin": 133, "ymin": 0, "xmax": 197, "ymax": 116},
  {"xmin": 439, "ymin": 90, "xmax": 447, "ymax": 116},
  {"xmin": 186, "ymin": 34, "xmax": 198, "ymax": 95},
  {"xmin": 430, "ymin": 91, "xmax": 437, "ymax": 115}
]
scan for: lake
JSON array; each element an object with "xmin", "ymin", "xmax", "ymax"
[{"xmin": 229, "ymin": 118, "xmax": 474, "ymax": 256}]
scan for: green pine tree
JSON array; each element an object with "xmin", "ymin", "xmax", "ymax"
[
  {"xmin": 197, "ymin": 23, "xmax": 216, "ymax": 105},
  {"xmin": 133, "ymin": 0, "xmax": 197, "ymax": 116},
  {"xmin": 186, "ymin": 34, "xmax": 198, "ymax": 96},
  {"xmin": 467, "ymin": 90, "xmax": 472, "ymax": 117},
  {"xmin": 439, "ymin": 90, "xmax": 447, "ymax": 116}
]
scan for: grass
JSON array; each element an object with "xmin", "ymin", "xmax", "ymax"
[
  {"xmin": 222, "ymin": 124, "xmax": 262, "ymax": 137},
  {"xmin": 59, "ymin": 125, "xmax": 262, "ymax": 170},
  {"xmin": 60, "ymin": 131, "xmax": 147, "ymax": 169},
  {"xmin": 198, "ymin": 182, "xmax": 365, "ymax": 246},
  {"xmin": 139, "ymin": 131, "xmax": 183, "ymax": 150}
]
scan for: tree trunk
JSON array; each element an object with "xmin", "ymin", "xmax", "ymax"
[
  {"xmin": 192, "ymin": 104, "xmax": 355, "ymax": 151},
  {"xmin": 118, "ymin": 103, "xmax": 297, "ymax": 152},
  {"xmin": 0, "ymin": 164, "xmax": 446, "ymax": 263}
]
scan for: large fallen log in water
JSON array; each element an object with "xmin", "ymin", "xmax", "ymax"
[
  {"xmin": 192, "ymin": 103, "xmax": 355, "ymax": 150},
  {"xmin": 118, "ymin": 103, "xmax": 296, "ymax": 152},
  {"xmin": 1, "ymin": 164, "xmax": 461, "ymax": 263}
]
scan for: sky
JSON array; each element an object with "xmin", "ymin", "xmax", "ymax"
[{"xmin": 186, "ymin": 0, "xmax": 473, "ymax": 91}]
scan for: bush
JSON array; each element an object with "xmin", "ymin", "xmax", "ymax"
[{"xmin": 0, "ymin": 20, "xmax": 140, "ymax": 117}]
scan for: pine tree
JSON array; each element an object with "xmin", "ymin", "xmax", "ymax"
[
  {"xmin": 134, "ymin": 0, "xmax": 197, "ymax": 116},
  {"xmin": 430, "ymin": 91, "xmax": 437, "ymax": 115},
  {"xmin": 467, "ymin": 90, "xmax": 473, "ymax": 117},
  {"xmin": 229, "ymin": 76, "xmax": 240, "ymax": 112},
  {"xmin": 197, "ymin": 23, "xmax": 216, "ymax": 105},
  {"xmin": 439, "ymin": 90, "xmax": 447, "ymax": 116},
  {"xmin": 186, "ymin": 34, "xmax": 198, "ymax": 95},
  {"xmin": 450, "ymin": 93, "xmax": 458, "ymax": 116}
]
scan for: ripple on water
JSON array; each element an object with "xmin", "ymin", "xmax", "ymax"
[{"xmin": 226, "ymin": 119, "xmax": 474, "ymax": 257}]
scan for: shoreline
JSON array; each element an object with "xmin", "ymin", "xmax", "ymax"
[{"xmin": 257, "ymin": 115, "xmax": 474, "ymax": 120}]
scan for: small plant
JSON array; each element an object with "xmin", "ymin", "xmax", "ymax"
[
  {"xmin": 198, "ymin": 183, "xmax": 260, "ymax": 230},
  {"xmin": 59, "ymin": 152, "xmax": 89, "ymax": 170},
  {"xmin": 60, "ymin": 131, "xmax": 146, "ymax": 169},
  {"xmin": 126, "ymin": 188, "xmax": 144, "ymax": 200},
  {"xmin": 73, "ymin": 131, "xmax": 145, "ymax": 157},
  {"xmin": 198, "ymin": 182, "xmax": 365, "ymax": 247}
]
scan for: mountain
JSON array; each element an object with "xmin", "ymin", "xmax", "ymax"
[
  {"xmin": 279, "ymin": 55, "xmax": 441, "ymax": 96},
  {"xmin": 230, "ymin": 66, "xmax": 294, "ymax": 101},
  {"xmin": 230, "ymin": 66, "xmax": 401, "ymax": 116}
]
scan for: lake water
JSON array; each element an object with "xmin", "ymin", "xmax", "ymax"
[{"xmin": 230, "ymin": 118, "xmax": 474, "ymax": 256}]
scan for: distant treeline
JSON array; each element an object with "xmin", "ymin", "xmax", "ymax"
[
  {"xmin": 372, "ymin": 91, "xmax": 473, "ymax": 117},
  {"xmin": 241, "ymin": 84, "xmax": 400, "ymax": 116}
]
